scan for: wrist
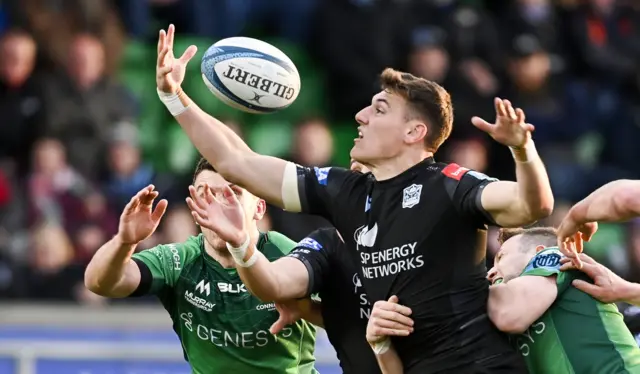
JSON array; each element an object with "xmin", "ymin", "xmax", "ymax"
[
  {"xmin": 621, "ymin": 281, "xmax": 640, "ymax": 305},
  {"xmin": 226, "ymin": 234, "xmax": 258, "ymax": 268},
  {"xmin": 113, "ymin": 233, "xmax": 138, "ymax": 250},
  {"xmin": 509, "ymin": 140, "xmax": 538, "ymax": 163},
  {"xmin": 157, "ymin": 88, "xmax": 191, "ymax": 116},
  {"xmin": 228, "ymin": 233, "xmax": 249, "ymax": 249},
  {"xmin": 369, "ymin": 337, "xmax": 391, "ymax": 355}
]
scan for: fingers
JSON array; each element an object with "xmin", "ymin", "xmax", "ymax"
[
  {"xmin": 158, "ymin": 65, "xmax": 173, "ymax": 76},
  {"xmin": 372, "ymin": 301, "xmax": 413, "ymax": 328},
  {"xmin": 471, "ymin": 116, "xmax": 493, "ymax": 133},
  {"xmin": 167, "ymin": 24, "xmax": 175, "ymax": 51},
  {"xmin": 151, "ymin": 199, "xmax": 169, "ymax": 223},
  {"xmin": 188, "ymin": 185, "xmax": 210, "ymax": 210},
  {"xmin": 515, "ymin": 108, "xmax": 526, "ymax": 124},
  {"xmin": 123, "ymin": 185, "xmax": 155, "ymax": 216},
  {"xmin": 179, "ymin": 45, "xmax": 198, "ymax": 64},
  {"xmin": 494, "ymin": 98, "xmax": 507, "ymax": 117},
  {"xmin": 204, "ymin": 184, "xmax": 216, "ymax": 205},
  {"xmin": 369, "ymin": 326, "xmax": 411, "ymax": 338},
  {"xmin": 186, "ymin": 196, "xmax": 209, "ymax": 222},
  {"xmin": 503, "ymin": 99, "xmax": 517, "ymax": 120},
  {"xmin": 157, "ymin": 30, "xmax": 168, "ymax": 67},
  {"xmin": 578, "ymin": 253, "xmax": 597, "ymax": 265},
  {"xmin": 269, "ymin": 315, "xmax": 288, "ymax": 334},
  {"xmin": 524, "ymin": 123, "xmax": 535, "ymax": 132},
  {"xmin": 572, "ymin": 279, "xmax": 603, "ymax": 298},
  {"xmin": 374, "ymin": 299, "xmax": 412, "ymax": 316},
  {"xmin": 574, "ymin": 232, "xmax": 584, "ymax": 254}
]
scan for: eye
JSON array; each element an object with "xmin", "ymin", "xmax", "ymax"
[{"xmin": 375, "ymin": 107, "xmax": 383, "ymax": 114}]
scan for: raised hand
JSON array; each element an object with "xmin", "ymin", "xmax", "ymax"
[
  {"xmin": 156, "ymin": 24, "xmax": 198, "ymax": 94},
  {"xmin": 560, "ymin": 253, "xmax": 633, "ymax": 304},
  {"xmin": 471, "ymin": 98, "xmax": 534, "ymax": 148},
  {"xmin": 269, "ymin": 301, "xmax": 302, "ymax": 334},
  {"xmin": 557, "ymin": 213, "xmax": 598, "ymax": 268},
  {"xmin": 186, "ymin": 184, "xmax": 247, "ymax": 247},
  {"xmin": 118, "ymin": 185, "xmax": 168, "ymax": 245}
]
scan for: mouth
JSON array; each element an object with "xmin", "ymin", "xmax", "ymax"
[{"xmin": 354, "ymin": 129, "xmax": 364, "ymax": 142}]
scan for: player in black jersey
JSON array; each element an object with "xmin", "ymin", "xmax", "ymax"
[{"xmin": 164, "ymin": 48, "xmax": 554, "ymax": 372}]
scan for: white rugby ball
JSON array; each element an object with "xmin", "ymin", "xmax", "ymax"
[{"xmin": 201, "ymin": 37, "xmax": 301, "ymax": 114}]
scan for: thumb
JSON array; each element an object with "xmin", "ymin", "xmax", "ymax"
[
  {"xmin": 179, "ymin": 45, "xmax": 198, "ymax": 64},
  {"xmin": 269, "ymin": 315, "xmax": 288, "ymax": 334},
  {"xmin": 471, "ymin": 117, "xmax": 494, "ymax": 134},
  {"xmin": 152, "ymin": 199, "xmax": 168, "ymax": 222},
  {"xmin": 388, "ymin": 295, "xmax": 399, "ymax": 304},
  {"xmin": 572, "ymin": 279, "xmax": 601, "ymax": 296}
]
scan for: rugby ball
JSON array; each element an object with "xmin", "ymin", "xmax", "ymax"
[{"xmin": 201, "ymin": 37, "xmax": 301, "ymax": 114}]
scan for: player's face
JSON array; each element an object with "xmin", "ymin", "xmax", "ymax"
[
  {"xmin": 487, "ymin": 235, "xmax": 532, "ymax": 284},
  {"xmin": 193, "ymin": 170, "xmax": 266, "ymax": 251},
  {"xmin": 351, "ymin": 90, "xmax": 412, "ymax": 164}
]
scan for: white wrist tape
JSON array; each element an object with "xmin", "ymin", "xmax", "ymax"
[
  {"xmin": 157, "ymin": 89, "xmax": 189, "ymax": 116},
  {"xmin": 226, "ymin": 235, "xmax": 258, "ymax": 268},
  {"xmin": 371, "ymin": 338, "xmax": 391, "ymax": 355},
  {"xmin": 509, "ymin": 141, "xmax": 538, "ymax": 163}
]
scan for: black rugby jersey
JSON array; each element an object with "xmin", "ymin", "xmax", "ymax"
[
  {"xmin": 288, "ymin": 228, "xmax": 381, "ymax": 374},
  {"xmin": 294, "ymin": 157, "xmax": 527, "ymax": 373}
]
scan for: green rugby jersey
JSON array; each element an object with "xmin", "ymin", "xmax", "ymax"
[
  {"xmin": 132, "ymin": 232, "xmax": 318, "ymax": 374},
  {"xmin": 514, "ymin": 247, "xmax": 640, "ymax": 374}
]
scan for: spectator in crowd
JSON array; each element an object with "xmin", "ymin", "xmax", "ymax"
[
  {"xmin": 42, "ymin": 33, "xmax": 136, "ymax": 179},
  {"xmin": 0, "ymin": 30, "xmax": 45, "ymax": 175}
]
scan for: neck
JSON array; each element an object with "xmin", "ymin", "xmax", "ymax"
[
  {"xmin": 369, "ymin": 150, "xmax": 433, "ymax": 181},
  {"xmin": 204, "ymin": 227, "xmax": 261, "ymax": 269}
]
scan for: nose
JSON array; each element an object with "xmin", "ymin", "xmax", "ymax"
[
  {"xmin": 487, "ymin": 267, "xmax": 498, "ymax": 282},
  {"xmin": 355, "ymin": 107, "xmax": 368, "ymax": 126}
]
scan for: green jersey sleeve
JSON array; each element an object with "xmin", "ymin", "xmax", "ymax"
[
  {"xmin": 520, "ymin": 247, "xmax": 572, "ymax": 294},
  {"xmin": 264, "ymin": 231, "xmax": 297, "ymax": 255},
  {"xmin": 131, "ymin": 242, "xmax": 191, "ymax": 294}
]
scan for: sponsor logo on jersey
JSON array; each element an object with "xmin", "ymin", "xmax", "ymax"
[
  {"xmin": 354, "ymin": 223, "xmax": 378, "ymax": 249},
  {"xmin": 184, "ymin": 290, "xmax": 216, "ymax": 312},
  {"xmin": 256, "ymin": 302, "xmax": 276, "ymax": 311},
  {"xmin": 467, "ymin": 170, "xmax": 498, "ymax": 182},
  {"xmin": 168, "ymin": 244, "xmax": 182, "ymax": 270},
  {"xmin": 218, "ymin": 282, "xmax": 247, "ymax": 293},
  {"xmin": 313, "ymin": 167, "xmax": 331, "ymax": 186},
  {"xmin": 298, "ymin": 237, "xmax": 323, "ymax": 251},
  {"xmin": 442, "ymin": 163, "xmax": 469, "ymax": 181},
  {"xmin": 196, "ymin": 280, "xmax": 211, "ymax": 296},
  {"xmin": 531, "ymin": 252, "xmax": 561, "ymax": 270},
  {"xmin": 352, "ymin": 273, "xmax": 372, "ymax": 319},
  {"xmin": 402, "ymin": 183, "xmax": 423, "ymax": 209}
]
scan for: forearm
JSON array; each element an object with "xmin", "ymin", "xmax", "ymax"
[
  {"xmin": 511, "ymin": 141, "xmax": 554, "ymax": 219},
  {"xmin": 236, "ymin": 247, "xmax": 308, "ymax": 302},
  {"xmin": 619, "ymin": 281, "xmax": 640, "ymax": 306},
  {"xmin": 372, "ymin": 342, "xmax": 404, "ymax": 374},
  {"xmin": 84, "ymin": 235, "xmax": 137, "ymax": 296},
  {"xmin": 569, "ymin": 180, "xmax": 640, "ymax": 223},
  {"xmin": 171, "ymin": 89, "xmax": 252, "ymax": 172}
]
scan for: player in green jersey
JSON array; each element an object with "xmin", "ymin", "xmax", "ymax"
[
  {"xmin": 85, "ymin": 158, "xmax": 318, "ymax": 374},
  {"xmin": 486, "ymin": 226, "xmax": 640, "ymax": 374}
]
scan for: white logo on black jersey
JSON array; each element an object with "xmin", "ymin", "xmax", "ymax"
[
  {"xmin": 402, "ymin": 184, "xmax": 423, "ymax": 209},
  {"xmin": 196, "ymin": 280, "xmax": 211, "ymax": 296},
  {"xmin": 354, "ymin": 224, "xmax": 378, "ymax": 249}
]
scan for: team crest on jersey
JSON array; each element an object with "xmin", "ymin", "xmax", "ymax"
[{"xmin": 402, "ymin": 184, "xmax": 423, "ymax": 208}]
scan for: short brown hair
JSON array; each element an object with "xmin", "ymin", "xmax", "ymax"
[
  {"xmin": 193, "ymin": 157, "xmax": 216, "ymax": 183},
  {"xmin": 498, "ymin": 227, "xmax": 557, "ymax": 252},
  {"xmin": 380, "ymin": 68, "xmax": 453, "ymax": 152}
]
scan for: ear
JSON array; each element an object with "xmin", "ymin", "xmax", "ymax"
[
  {"xmin": 535, "ymin": 245, "xmax": 545, "ymax": 253},
  {"xmin": 405, "ymin": 120, "xmax": 428, "ymax": 146},
  {"xmin": 253, "ymin": 198, "xmax": 266, "ymax": 221}
]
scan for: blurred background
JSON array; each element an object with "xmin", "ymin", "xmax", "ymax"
[{"xmin": 0, "ymin": 0, "xmax": 638, "ymax": 372}]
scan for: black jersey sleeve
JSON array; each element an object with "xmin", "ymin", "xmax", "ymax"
[
  {"xmin": 441, "ymin": 163, "xmax": 500, "ymax": 226},
  {"xmin": 295, "ymin": 166, "xmax": 360, "ymax": 221},
  {"xmin": 286, "ymin": 228, "xmax": 341, "ymax": 296}
]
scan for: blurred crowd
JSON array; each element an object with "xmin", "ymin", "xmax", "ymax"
[{"xmin": 0, "ymin": 0, "xmax": 638, "ymax": 305}]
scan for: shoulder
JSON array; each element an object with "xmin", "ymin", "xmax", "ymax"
[
  {"xmin": 439, "ymin": 163, "xmax": 498, "ymax": 183},
  {"xmin": 308, "ymin": 166, "xmax": 369, "ymax": 188},
  {"xmin": 262, "ymin": 231, "xmax": 297, "ymax": 255},
  {"xmin": 521, "ymin": 247, "xmax": 563, "ymax": 277},
  {"xmin": 297, "ymin": 228, "xmax": 341, "ymax": 251}
]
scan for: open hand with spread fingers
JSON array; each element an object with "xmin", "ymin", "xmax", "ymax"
[
  {"xmin": 117, "ymin": 185, "xmax": 168, "ymax": 245},
  {"xmin": 156, "ymin": 24, "xmax": 198, "ymax": 94},
  {"xmin": 471, "ymin": 98, "xmax": 534, "ymax": 148},
  {"xmin": 186, "ymin": 184, "xmax": 247, "ymax": 247},
  {"xmin": 366, "ymin": 295, "xmax": 414, "ymax": 345},
  {"xmin": 557, "ymin": 213, "xmax": 598, "ymax": 268}
]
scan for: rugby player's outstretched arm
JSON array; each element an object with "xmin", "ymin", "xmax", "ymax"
[
  {"xmin": 472, "ymin": 98, "xmax": 553, "ymax": 227},
  {"xmin": 85, "ymin": 186, "xmax": 167, "ymax": 298},
  {"xmin": 238, "ymin": 255, "xmax": 311, "ymax": 302},
  {"xmin": 566, "ymin": 180, "xmax": 640, "ymax": 225},
  {"xmin": 156, "ymin": 25, "xmax": 297, "ymax": 210}
]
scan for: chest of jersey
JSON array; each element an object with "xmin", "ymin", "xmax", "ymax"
[{"xmin": 171, "ymin": 260, "xmax": 288, "ymax": 350}]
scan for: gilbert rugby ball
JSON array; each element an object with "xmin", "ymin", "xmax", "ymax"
[{"xmin": 201, "ymin": 37, "xmax": 301, "ymax": 114}]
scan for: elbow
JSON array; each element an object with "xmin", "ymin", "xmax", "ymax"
[
  {"xmin": 526, "ymin": 196, "xmax": 554, "ymax": 222},
  {"xmin": 84, "ymin": 270, "xmax": 103, "ymax": 296},
  {"xmin": 489, "ymin": 309, "xmax": 529, "ymax": 334}
]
